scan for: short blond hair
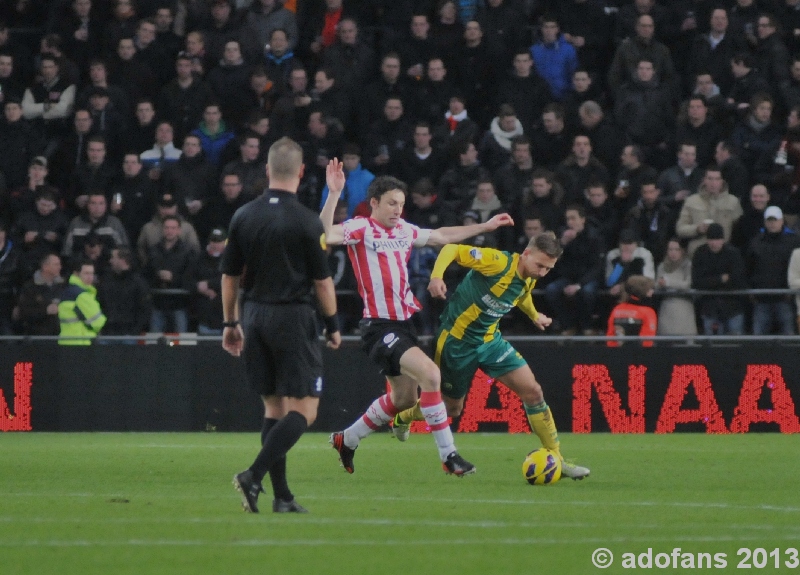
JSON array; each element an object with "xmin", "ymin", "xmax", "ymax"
[{"xmin": 267, "ymin": 137, "xmax": 303, "ymax": 179}]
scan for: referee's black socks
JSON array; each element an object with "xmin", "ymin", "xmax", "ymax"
[
  {"xmin": 261, "ymin": 417, "xmax": 292, "ymax": 502},
  {"xmin": 250, "ymin": 411, "xmax": 308, "ymax": 489}
]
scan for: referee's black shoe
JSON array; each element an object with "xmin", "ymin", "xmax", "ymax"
[
  {"xmin": 329, "ymin": 431, "xmax": 356, "ymax": 473},
  {"xmin": 273, "ymin": 498, "xmax": 309, "ymax": 513},
  {"xmin": 233, "ymin": 469, "xmax": 264, "ymax": 513}
]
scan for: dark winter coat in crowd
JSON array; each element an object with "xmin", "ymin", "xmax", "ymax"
[
  {"xmin": 160, "ymin": 153, "xmax": 218, "ymax": 207},
  {"xmin": 97, "ymin": 268, "xmax": 152, "ymax": 335},
  {"xmin": 719, "ymin": 155, "xmax": 750, "ymax": 201},
  {"xmin": 691, "ymin": 242, "xmax": 748, "ymax": 320},
  {"xmin": 455, "ymin": 42, "xmax": 497, "ymax": 128},
  {"xmin": 686, "ymin": 30, "xmax": 747, "ymax": 96},
  {"xmin": 413, "ymin": 78, "xmax": 457, "ymax": 127},
  {"xmin": 13, "ymin": 207, "xmax": 69, "ymax": 276},
  {"xmin": 607, "ymin": 36, "xmax": 677, "ymax": 95},
  {"xmin": 582, "ymin": 117, "xmax": 627, "ymax": 176},
  {"xmin": 674, "ymin": 118, "xmax": 723, "ymax": 169},
  {"xmin": 552, "ymin": 225, "xmax": 606, "ymax": 286},
  {"xmin": 15, "ymin": 270, "xmax": 63, "ymax": 335},
  {"xmin": 362, "ymin": 116, "xmax": 413, "ymax": 175},
  {"xmin": 494, "ymin": 72, "xmax": 552, "ymax": 132},
  {"xmin": 437, "ymin": 162, "xmax": 490, "ymax": 216},
  {"xmin": 0, "ymin": 238, "xmax": 23, "ymax": 319},
  {"xmin": 755, "ymin": 33, "xmax": 790, "ymax": 88},
  {"xmin": 585, "ymin": 200, "xmax": 620, "ymax": 250},
  {"xmin": 656, "ymin": 164, "xmax": 704, "ymax": 207},
  {"xmin": 477, "ymin": 0, "xmax": 527, "ymax": 65},
  {"xmin": 624, "ymin": 199, "xmax": 676, "ymax": 265},
  {"xmin": 157, "ymin": 77, "xmax": 215, "ymax": 143},
  {"xmin": 109, "ymin": 171, "xmax": 158, "ymax": 246},
  {"xmin": 731, "ymin": 205, "xmax": 767, "ymax": 254},
  {"xmin": 390, "ymin": 146, "xmax": 449, "ymax": 188},
  {"xmin": 556, "ymin": 0, "xmax": 610, "ymax": 74},
  {"xmin": 67, "ymin": 161, "xmax": 118, "ymax": 215},
  {"xmin": 322, "ymin": 40, "xmax": 377, "ymax": 98},
  {"xmin": 727, "ymin": 69, "xmax": 772, "ymax": 109},
  {"xmin": 494, "ymin": 162, "xmax": 534, "ymax": 213},
  {"xmin": 614, "ymin": 76, "xmax": 675, "ymax": 148},
  {"xmin": 362, "ymin": 77, "xmax": 417, "ymax": 137},
  {"xmin": 745, "ymin": 227, "xmax": 800, "ymax": 302},
  {"xmin": 405, "ymin": 194, "xmax": 458, "ymax": 230},
  {"xmin": 530, "ymin": 128, "xmax": 573, "ymax": 171},
  {"xmin": 522, "ymin": 195, "xmax": 564, "ymax": 237},
  {"xmin": 145, "ymin": 238, "xmax": 197, "ymax": 312},
  {"xmin": 205, "ymin": 61, "xmax": 253, "ymax": 130},
  {"xmin": 732, "ymin": 117, "xmax": 783, "ymax": 181},
  {"xmin": 0, "ymin": 118, "xmax": 45, "ymax": 189},
  {"xmin": 193, "ymin": 250, "xmax": 224, "ymax": 331},
  {"xmin": 557, "ymin": 156, "xmax": 611, "ymax": 206}
]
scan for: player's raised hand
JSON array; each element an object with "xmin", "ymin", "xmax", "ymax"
[
  {"xmin": 485, "ymin": 213, "xmax": 514, "ymax": 230},
  {"xmin": 533, "ymin": 313, "xmax": 552, "ymax": 331},
  {"xmin": 428, "ymin": 277, "xmax": 447, "ymax": 299},
  {"xmin": 326, "ymin": 158, "xmax": 346, "ymax": 196}
]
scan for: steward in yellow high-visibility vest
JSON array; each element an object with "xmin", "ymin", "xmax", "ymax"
[{"xmin": 58, "ymin": 259, "xmax": 106, "ymax": 345}]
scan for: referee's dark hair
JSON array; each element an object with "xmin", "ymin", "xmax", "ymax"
[
  {"xmin": 267, "ymin": 137, "xmax": 303, "ymax": 179},
  {"xmin": 367, "ymin": 175, "xmax": 407, "ymax": 202}
]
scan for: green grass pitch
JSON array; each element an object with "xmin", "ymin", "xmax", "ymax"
[{"xmin": 2, "ymin": 432, "xmax": 799, "ymax": 575}]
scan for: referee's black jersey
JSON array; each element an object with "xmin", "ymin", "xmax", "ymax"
[{"xmin": 220, "ymin": 189, "xmax": 331, "ymax": 304}]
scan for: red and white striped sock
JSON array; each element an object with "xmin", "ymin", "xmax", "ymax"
[
  {"xmin": 343, "ymin": 393, "xmax": 398, "ymax": 449},
  {"xmin": 420, "ymin": 391, "xmax": 455, "ymax": 462}
]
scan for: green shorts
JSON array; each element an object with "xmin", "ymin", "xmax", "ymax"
[{"xmin": 434, "ymin": 329, "xmax": 527, "ymax": 399}]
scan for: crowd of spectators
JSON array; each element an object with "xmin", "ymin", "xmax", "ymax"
[{"xmin": 2, "ymin": 0, "xmax": 800, "ymax": 339}]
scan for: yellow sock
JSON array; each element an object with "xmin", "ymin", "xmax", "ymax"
[
  {"xmin": 397, "ymin": 400, "xmax": 424, "ymax": 424},
  {"xmin": 526, "ymin": 402, "xmax": 562, "ymax": 459}
]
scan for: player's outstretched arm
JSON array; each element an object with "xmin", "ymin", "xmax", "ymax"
[
  {"xmin": 426, "ymin": 213, "xmax": 514, "ymax": 246},
  {"xmin": 518, "ymin": 294, "xmax": 551, "ymax": 330},
  {"xmin": 320, "ymin": 159, "xmax": 346, "ymax": 245},
  {"xmin": 427, "ymin": 244, "xmax": 460, "ymax": 299}
]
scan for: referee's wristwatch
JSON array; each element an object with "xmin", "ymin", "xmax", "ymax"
[{"xmin": 222, "ymin": 320, "xmax": 240, "ymax": 328}]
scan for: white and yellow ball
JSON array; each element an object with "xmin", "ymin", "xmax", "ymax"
[{"xmin": 522, "ymin": 448, "xmax": 561, "ymax": 485}]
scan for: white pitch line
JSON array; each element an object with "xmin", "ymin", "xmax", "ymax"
[
  {"xmin": 0, "ymin": 517, "xmax": 600, "ymax": 529},
  {"xmin": 3, "ymin": 534, "xmax": 800, "ymax": 548},
  {"xmin": 2, "ymin": 492, "xmax": 798, "ymax": 514},
  {"xmin": 0, "ymin": 516, "xmax": 795, "ymax": 536}
]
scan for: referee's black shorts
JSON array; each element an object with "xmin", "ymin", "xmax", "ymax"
[
  {"xmin": 242, "ymin": 301, "xmax": 323, "ymax": 398},
  {"xmin": 359, "ymin": 318, "xmax": 419, "ymax": 377}
]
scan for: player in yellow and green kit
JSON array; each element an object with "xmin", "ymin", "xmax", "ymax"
[{"xmin": 393, "ymin": 232, "xmax": 590, "ymax": 479}]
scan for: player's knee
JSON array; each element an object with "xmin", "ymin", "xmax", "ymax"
[
  {"xmin": 523, "ymin": 380, "xmax": 544, "ymax": 405},
  {"xmin": 446, "ymin": 403, "xmax": 463, "ymax": 417},
  {"xmin": 417, "ymin": 363, "xmax": 441, "ymax": 391}
]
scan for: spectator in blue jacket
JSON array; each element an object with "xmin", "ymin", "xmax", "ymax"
[
  {"xmin": 531, "ymin": 15, "xmax": 578, "ymax": 101},
  {"xmin": 319, "ymin": 143, "xmax": 375, "ymax": 217}
]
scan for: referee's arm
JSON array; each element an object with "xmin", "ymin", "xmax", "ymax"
[
  {"xmin": 315, "ymin": 277, "xmax": 341, "ymax": 349},
  {"xmin": 221, "ymin": 274, "xmax": 244, "ymax": 356}
]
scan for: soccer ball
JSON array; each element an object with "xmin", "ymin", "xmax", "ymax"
[{"xmin": 522, "ymin": 449, "xmax": 561, "ymax": 485}]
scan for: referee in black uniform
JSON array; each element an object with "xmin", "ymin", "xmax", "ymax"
[{"xmin": 221, "ymin": 137, "xmax": 341, "ymax": 514}]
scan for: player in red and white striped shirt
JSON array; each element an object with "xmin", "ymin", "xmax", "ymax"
[{"xmin": 321, "ymin": 159, "xmax": 514, "ymax": 475}]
